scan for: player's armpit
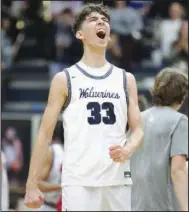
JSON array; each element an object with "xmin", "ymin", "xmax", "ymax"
[
  {"xmin": 26, "ymin": 72, "xmax": 67, "ymax": 190},
  {"xmin": 171, "ymin": 155, "xmax": 187, "ymax": 173},
  {"xmin": 124, "ymin": 73, "xmax": 144, "ymax": 154},
  {"xmin": 171, "ymin": 155, "xmax": 188, "ymax": 211}
]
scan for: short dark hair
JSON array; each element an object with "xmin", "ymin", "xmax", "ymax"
[
  {"xmin": 73, "ymin": 3, "xmax": 110, "ymax": 34},
  {"xmin": 151, "ymin": 68, "xmax": 188, "ymax": 106}
]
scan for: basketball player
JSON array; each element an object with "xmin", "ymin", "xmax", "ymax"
[
  {"xmin": 36, "ymin": 140, "xmax": 63, "ymax": 211},
  {"xmin": 1, "ymin": 151, "xmax": 9, "ymax": 211},
  {"xmin": 131, "ymin": 68, "xmax": 188, "ymax": 211},
  {"xmin": 24, "ymin": 3, "xmax": 143, "ymax": 211}
]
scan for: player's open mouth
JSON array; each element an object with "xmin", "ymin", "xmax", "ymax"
[{"xmin": 96, "ymin": 29, "xmax": 106, "ymax": 39}]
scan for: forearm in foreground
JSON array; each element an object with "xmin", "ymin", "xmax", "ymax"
[
  {"xmin": 26, "ymin": 135, "xmax": 50, "ymax": 189},
  {"xmin": 38, "ymin": 181, "xmax": 61, "ymax": 192},
  {"xmin": 126, "ymin": 126, "xmax": 144, "ymax": 152},
  {"xmin": 172, "ymin": 168, "xmax": 188, "ymax": 211}
]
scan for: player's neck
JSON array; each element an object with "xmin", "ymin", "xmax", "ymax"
[
  {"xmin": 81, "ymin": 45, "xmax": 107, "ymax": 68},
  {"xmin": 170, "ymin": 103, "xmax": 182, "ymax": 111}
]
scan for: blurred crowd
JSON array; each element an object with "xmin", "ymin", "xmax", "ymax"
[
  {"xmin": 1, "ymin": 1, "xmax": 188, "ymax": 210},
  {"xmin": 1, "ymin": 123, "xmax": 64, "ymax": 210},
  {"xmin": 1, "ymin": 127, "xmax": 23, "ymax": 210},
  {"xmin": 2, "ymin": 0, "xmax": 188, "ymax": 75},
  {"xmin": 1, "ymin": 127, "xmax": 23, "ymax": 187}
]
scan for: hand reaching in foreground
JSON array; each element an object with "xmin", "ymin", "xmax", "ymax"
[
  {"xmin": 24, "ymin": 187, "xmax": 44, "ymax": 209},
  {"xmin": 109, "ymin": 145, "xmax": 133, "ymax": 163}
]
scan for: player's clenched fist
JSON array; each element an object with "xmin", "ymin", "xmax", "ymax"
[
  {"xmin": 109, "ymin": 145, "xmax": 133, "ymax": 163},
  {"xmin": 24, "ymin": 188, "xmax": 44, "ymax": 209}
]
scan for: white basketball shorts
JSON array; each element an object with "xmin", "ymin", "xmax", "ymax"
[{"xmin": 62, "ymin": 185, "xmax": 131, "ymax": 211}]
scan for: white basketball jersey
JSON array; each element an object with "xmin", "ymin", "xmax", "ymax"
[
  {"xmin": 62, "ymin": 61, "xmax": 132, "ymax": 186},
  {"xmin": 44, "ymin": 144, "xmax": 63, "ymax": 204}
]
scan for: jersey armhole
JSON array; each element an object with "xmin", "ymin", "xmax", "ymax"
[
  {"xmin": 62, "ymin": 69, "xmax": 72, "ymax": 112},
  {"xmin": 122, "ymin": 69, "xmax": 129, "ymax": 107}
]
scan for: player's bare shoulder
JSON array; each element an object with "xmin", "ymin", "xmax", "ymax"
[
  {"xmin": 126, "ymin": 72, "xmax": 137, "ymax": 89},
  {"xmin": 52, "ymin": 71, "xmax": 67, "ymax": 87},
  {"xmin": 51, "ymin": 71, "xmax": 68, "ymax": 97},
  {"xmin": 113, "ymin": 65, "xmax": 137, "ymax": 85}
]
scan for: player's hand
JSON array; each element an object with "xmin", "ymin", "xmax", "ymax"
[
  {"xmin": 24, "ymin": 187, "xmax": 44, "ymax": 209},
  {"xmin": 109, "ymin": 145, "xmax": 133, "ymax": 163}
]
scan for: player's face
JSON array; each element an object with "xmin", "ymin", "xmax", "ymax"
[{"xmin": 76, "ymin": 12, "xmax": 110, "ymax": 48}]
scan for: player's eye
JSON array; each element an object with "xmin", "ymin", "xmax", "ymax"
[
  {"xmin": 89, "ymin": 17, "xmax": 97, "ymax": 22},
  {"xmin": 102, "ymin": 18, "xmax": 109, "ymax": 23}
]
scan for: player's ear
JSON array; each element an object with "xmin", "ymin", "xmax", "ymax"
[{"xmin": 76, "ymin": 31, "xmax": 84, "ymax": 40}]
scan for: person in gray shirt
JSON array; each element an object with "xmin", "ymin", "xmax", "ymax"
[{"xmin": 131, "ymin": 68, "xmax": 188, "ymax": 211}]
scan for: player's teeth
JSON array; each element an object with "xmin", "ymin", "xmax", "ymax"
[{"xmin": 98, "ymin": 29, "xmax": 105, "ymax": 33}]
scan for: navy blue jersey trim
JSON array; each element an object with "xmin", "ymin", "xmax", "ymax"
[
  {"xmin": 122, "ymin": 69, "xmax": 129, "ymax": 107},
  {"xmin": 75, "ymin": 64, "xmax": 113, "ymax": 80},
  {"xmin": 62, "ymin": 69, "xmax": 71, "ymax": 112}
]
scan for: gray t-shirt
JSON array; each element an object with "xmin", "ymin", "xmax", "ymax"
[{"xmin": 131, "ymin": 106, "xmax": 188, "ymax": 211}]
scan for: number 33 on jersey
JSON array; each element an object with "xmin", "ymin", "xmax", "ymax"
[
  {"xmin": 61, "ymin": 62, "xmax": 130, "ymax": 186},
  {"xmin": 87, "ymin": 102, "xmax": 116, "ymax": 125}
]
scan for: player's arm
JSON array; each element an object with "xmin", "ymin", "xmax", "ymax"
[
  {"xmin": 170, "ymin": 115, "xmax": 188, "ymax": 211},
  {"xmin": 124, "ymin": 73, "xmax": 144, "ymax": 154},
  {"xmin": 38, "ymin": 181, "xmax": 61, "ymax": 192},
  {"xmin": 171, "ymin": 155, "xmax": 188, "ymax": 211},
  {"xmin": 109, "ymin": 73, "xmax": 143, "ymax": 162},
  {"xmin": 38, "ymin": 147, "xmax": 61, "ymax": 192},
  {"xmin": 26, "ymin": 72, "xmax": 67, "ymax": 190}
]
